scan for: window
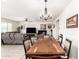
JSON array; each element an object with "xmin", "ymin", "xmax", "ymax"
[
  {"xmin": 1, "ymin": 22, "xmax": 12, "ymax": 32},
  {"xmin": 8, "ymin": 23, "xmax": 12, "ymax": 32},
  {"xmin": 1, "ymin": 22, "xmax": 7, "ymax": 32}
]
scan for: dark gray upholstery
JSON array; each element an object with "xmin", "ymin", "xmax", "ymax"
[
  {"xmin": 1, "ymin": 33, "xmax": 14, "ymax": 44},
  {"xmin": 1, "ymin": 33, "xmax": 25, "ymax": 44},
  {"xmin": 14, "ymin": 33, "xmax": 25, "ymax": 44}
]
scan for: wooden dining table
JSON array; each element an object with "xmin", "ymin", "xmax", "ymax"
[{"xmin": 26, "ymin": 37, "xmax": 65, "ymax": 58}]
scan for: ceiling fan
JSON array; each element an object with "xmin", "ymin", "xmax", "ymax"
[
  {"xmin": 25, "ymin": 18, "xmax": 28, "ymax": 21},
  {"xmin": 24, "ymin": 18, "xmax": 32, "ymax": 22}
]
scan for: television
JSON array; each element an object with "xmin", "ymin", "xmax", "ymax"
[{"xmin": 26, "ymin": 28, "xmax": 36, "ymax": 33}]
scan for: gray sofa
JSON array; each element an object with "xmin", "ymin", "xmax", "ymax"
[{"xmin": 1, "ymin": 33, "xmax": 26, "ymax": 45}]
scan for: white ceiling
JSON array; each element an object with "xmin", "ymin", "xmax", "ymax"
[{"xmin": 1, "ymin": 0, "xmax": 72, "ymax": 21}]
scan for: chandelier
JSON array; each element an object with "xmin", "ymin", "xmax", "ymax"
[{"xmin": 40, "ymin": 0, "xmax": 52, "ymax": 21}]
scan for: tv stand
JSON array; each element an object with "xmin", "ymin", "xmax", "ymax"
[
  {"xmin": 27, "ymin": 33, "xmax": 37, "ymax": 37},
  {"xmin": 38, "ymin": 30, "xmax": 47, "ymax": 35}
]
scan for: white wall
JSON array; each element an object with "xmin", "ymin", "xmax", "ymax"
[
  {"xmin": 1, "ymin": 18, "xmax": 19, "ymax": 32},
  {"xmin": 53, "ymin": 20, "xmax": 60, "ymax": 39},
  {"xmin": 53, "ymin": 0, "xmax": 78, "ymax": 59},
  {"xmin": 18, "ymin": 21, "xmax": 53, "ymax": 35}
]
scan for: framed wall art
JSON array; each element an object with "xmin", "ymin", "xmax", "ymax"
[
  {"xmin": 48, "ymin": 24, "xmax": 52, "ymax": 29},
  {"xmin": 66, "ymin": 14, "xmax": 78, "ymax": 28},
  {"xmin": 40, "ymin": 24, "xmax": 46, "ymax": 30}
]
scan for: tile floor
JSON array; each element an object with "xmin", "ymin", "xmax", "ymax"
[
  {"xmin": 1, "ymin": 45, "xmax": 25, "ymax": 59},
  {"xmin": 1, "ymin": 45, "xmax": 73, "ymax": 59}
]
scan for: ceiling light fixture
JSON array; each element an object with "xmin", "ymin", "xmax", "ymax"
[
  {"xmin": 40, "ymin": 0, "xmax": 52, "ymax": 21},
  {"xmin": 25, "ymin": 18, "xmax": 28, "ymax": 21}
]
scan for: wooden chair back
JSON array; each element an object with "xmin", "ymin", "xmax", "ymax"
[
  {"xmin": 64, "ymin": 39, "xmax": 72, "ymax": 59},
  {"xmin": 37, "ymin": 33, "xmax": 44, "ymax": 39},
  {"xmin": 58, "ymin": 34, "xmax": 63, "ymax": 46},
  {"xmin": 23, "ymin": 39, "xmax": 32, "ymax": 59}
]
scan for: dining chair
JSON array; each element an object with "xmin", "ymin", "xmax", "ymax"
[
  {"xmin": 60, "ymin": 39, "xmax": 72, "ymax": 59},
  {"xmin": 58, "ymin": 34, "xmax": 63, "ymax": 46},
  {"xmin": 24, "ymin": 35, "xmax": 33, "ymax": 45},
  {"xmin": 37, "ymin": 33, "xmax": 45, "ymax": 39},
  {"xmin": 23, "ymin": 38, "xmax": 32, "ymax": 59},
  {"xmin": 31, "ymin": 37, "xmax": 37, "ymax": 43},
  {"xmin": 32, "ymin": 56, "xmax": 61, "ymax": 59}
]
